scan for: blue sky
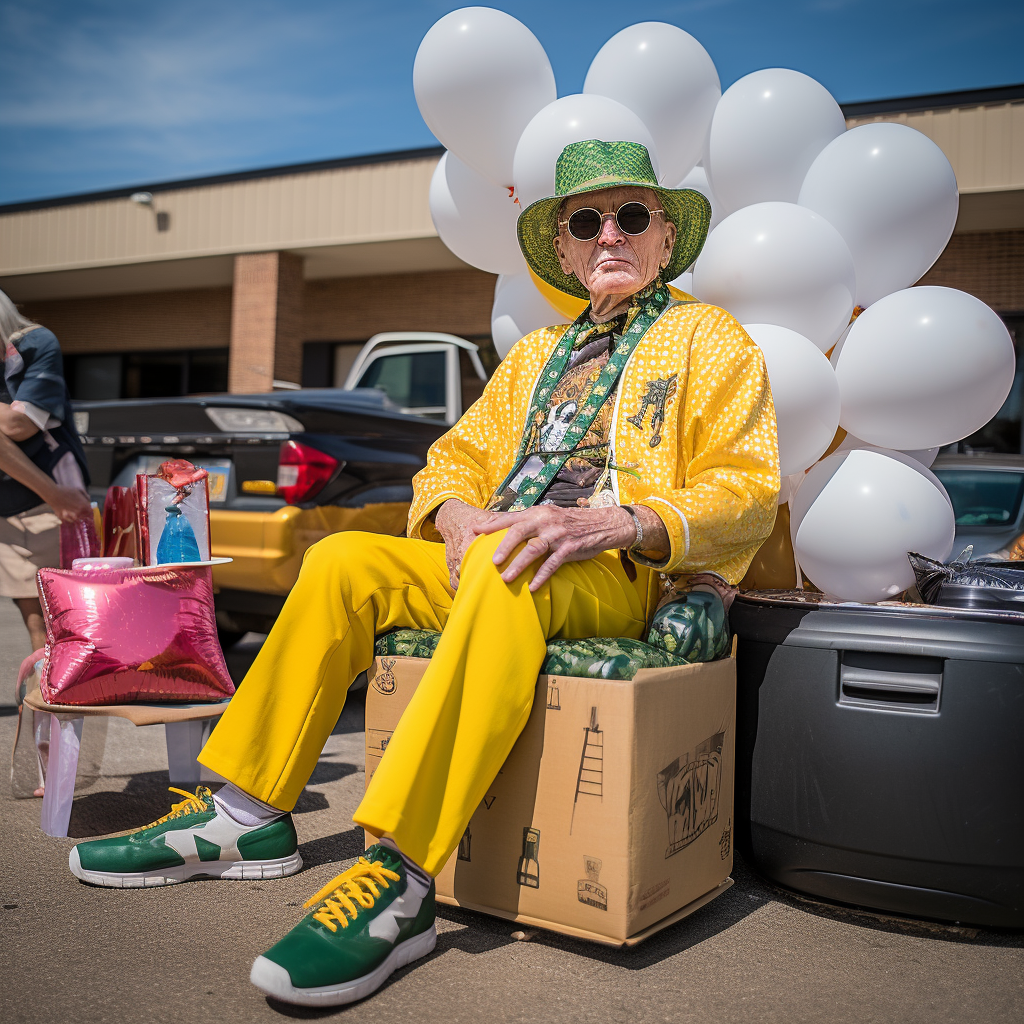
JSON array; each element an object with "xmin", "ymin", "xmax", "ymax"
[{"xmin": 1, "ymin": 0, "xmax": 1021, "ymax": 204}]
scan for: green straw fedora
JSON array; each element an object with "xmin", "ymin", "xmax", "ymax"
[{"xmin": 517, "ymin": 139, "xmax": 712, "ymax": 300}]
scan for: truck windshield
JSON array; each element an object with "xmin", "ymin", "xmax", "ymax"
[
  {"xmin": 933, "ymin": 470, "xmax": 1024, "ymax": 527},
  {"xmin": 357, "ymin": 351, "xmax": 446, "ymax": 413}
]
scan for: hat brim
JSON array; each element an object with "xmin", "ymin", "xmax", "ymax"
[{"xmin": 517, "ymin": 182, "xmax": 711, "ymax": 300}]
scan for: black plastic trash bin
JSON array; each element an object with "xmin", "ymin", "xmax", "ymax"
[{"xmin": 731, "ymin": 591, "xmax": 1024, "ymax": 927}]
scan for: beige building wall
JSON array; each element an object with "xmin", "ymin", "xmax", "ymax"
[{"xmin": 0, "ymin": 153, "xmax": 441, "ymax": 278}]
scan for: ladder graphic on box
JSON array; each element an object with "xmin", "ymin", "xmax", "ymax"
[{"xmin": 570, "ymin": 706, "xmax": 603, "ymax": 834}]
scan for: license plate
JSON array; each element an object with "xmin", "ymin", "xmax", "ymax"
[{"xmin": 205, "ymin": 466, "xmax": 229, "ymax": 503}]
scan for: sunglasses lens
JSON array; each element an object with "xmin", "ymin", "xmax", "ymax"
[
  {"xmin": 616, "ymin": 202, "xmax": 651, "ymax": 235},
  {"xmin": 567, "ymin": 209, "xmax": 602, "ymax": 240}
]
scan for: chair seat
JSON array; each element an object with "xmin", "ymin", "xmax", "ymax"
[{"xmin": 22, "ymin": 686, "xmax": 230, "ymax": 725}]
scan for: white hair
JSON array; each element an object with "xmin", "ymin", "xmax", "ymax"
[{"xmin": 0, "ymin": 289, "xmax": 38, "ymax": 346}]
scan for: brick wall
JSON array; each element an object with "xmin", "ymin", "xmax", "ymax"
[
  {"xmin": 304, "ymin": 267, "xmax": 496, "ymax": 341},
  {"xmin": 227, "ymin": 252, "xmax": 281, "ymax": 391},
  {"xmin": 20, "ymin": 287, "xmax": 233, "ymax": 353},
  {"xmin": 18, "ymin": 267, "xmax": 497, "ymax": 361},
  {"xmin": 227, "ymin": 251, "xmax": 305, "ymax": 392},
  {"xmin": 918, "ymin": 230, "xmax": 1024, "ymax": 311}
]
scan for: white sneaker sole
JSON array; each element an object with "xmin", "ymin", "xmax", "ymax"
[
  {"xmin": 249, "ymin": 924, "xmax": 438, "ymax": 1007},
  {"xmin": 68, "ymin": 845, "xmax": 303, "ymax": 888}
]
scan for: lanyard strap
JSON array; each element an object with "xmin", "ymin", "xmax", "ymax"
[{"xmin": 498, "ymin": 280, "xmax": 672, "ymax": 511}]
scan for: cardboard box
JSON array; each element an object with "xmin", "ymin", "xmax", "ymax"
[{"xmin": 364, "ymin": 647, "xmax": 736, "ymax": 946}]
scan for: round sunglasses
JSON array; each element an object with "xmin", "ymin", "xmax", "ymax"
[{"xmin": 559, "ymin": 202, "xmax": 665, "ymax": 242}]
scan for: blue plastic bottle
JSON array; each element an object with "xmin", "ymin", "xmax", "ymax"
[{"xmin": 156, "ymin": 505, "xmax": 202, "ymax": 564}]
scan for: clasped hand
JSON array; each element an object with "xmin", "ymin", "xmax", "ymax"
[{"xmin": 433, "ymin": 498, "xmax": 639, "ymax": 593}]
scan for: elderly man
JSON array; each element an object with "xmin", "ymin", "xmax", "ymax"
[{"xmin": 69, "ymin": 141, "xmax": 779, "ymax": 1006}]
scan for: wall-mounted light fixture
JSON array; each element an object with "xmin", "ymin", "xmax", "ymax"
[{"xmin": 130, "ymin": 191, "xmax": 170, "ymax": 232}]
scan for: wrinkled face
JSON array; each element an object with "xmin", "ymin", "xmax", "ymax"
[{"xmin": 552, "ymin": 185, "xmax": 676, "ymax": 304}]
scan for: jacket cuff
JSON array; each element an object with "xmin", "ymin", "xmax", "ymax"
[
  {"xmin": 633, "ymin": 496, "xmax": 690, "ymax": 573},
  {"xmin": 408, "ymin": 491, "xmax": 481, "ymax": 541}
]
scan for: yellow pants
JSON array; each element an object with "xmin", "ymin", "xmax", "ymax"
[{"xmin": 199, "ymin": 530, "xmax": 657, "ymax": 876}]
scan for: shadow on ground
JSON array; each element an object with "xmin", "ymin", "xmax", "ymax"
[
  {"xmin": 760, "ymin": 870, "xmax": 1024, "ymax": 949},
  {"xmin": 434, "ymin": 851, "xmax": 1023, "ymax": 973},
  {"xmin": 62, "ymin": 775, "xmax": 357, "ymax": 838},
  {"xmin": 298, "ymin": 827, "xmax": 367, "ymax": 869},
  {"xmin": 67, "ymin": 770, "xmax": 180, "ymax": 837}
]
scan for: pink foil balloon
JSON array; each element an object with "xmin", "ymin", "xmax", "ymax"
[
  {"xmin": 59, "ymin": 513, "xmax": 100, "ymax": 569},
  {"xmin": 36, "ymin": 565, "xmax": 235, "ymax": 706}
]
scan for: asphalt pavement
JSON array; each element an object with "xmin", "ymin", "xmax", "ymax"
[{"xmin": 2, "ymin": 596, "xmax": 1022, "ymax": 1024}]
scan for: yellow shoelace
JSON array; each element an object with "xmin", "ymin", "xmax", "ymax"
[
  {"xmin": 304, "ymin": 857, "xmax": 401, "ymax": 932},
  {"xmin": 130, "ymin": 787, "xmax": 211, "ymax": 833}
]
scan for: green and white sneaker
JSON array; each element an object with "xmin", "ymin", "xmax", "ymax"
[
  {"xmin": 68, "ymin": 786, "xmax": 302, "ymax": 888},
  {"xmin": 250, "ymin": 844, "xmax": 436, "ymax": 1007}
]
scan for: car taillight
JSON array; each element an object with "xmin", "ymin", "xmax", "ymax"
[{"xmin": 276, "ymin": 440, "xmax": 339, "ymax": 504}]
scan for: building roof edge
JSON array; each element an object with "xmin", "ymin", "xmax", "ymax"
[
  {"xmin": 0, "ymin": 145, "xmax": 446, "ymax": 215},
  {"xmin": 841, "ymin": 82, "xmax": 1024, "ymax": 117}
]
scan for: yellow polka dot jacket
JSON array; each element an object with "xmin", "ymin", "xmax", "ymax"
[{"xmin": 409, "ymin": 302, "xmax": 781, "ymax": 584}]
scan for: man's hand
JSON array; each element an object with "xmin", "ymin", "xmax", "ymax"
[
  {"xmin": 0, "ymin": 429, "xmax": 90, "ymax": 522},
  {"xmin": 474, "ymin": 504, "xmax": 646, "ymax": 593},
  {"xmin": 433, "ymin": 498, "xmax": 501, "ymax": 590},
  {"xmin": 46, "ymin": 485, "xmax": 92, "ymax": 524}
]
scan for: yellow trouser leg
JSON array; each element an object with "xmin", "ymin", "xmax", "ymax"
[
  {"xmin": 354, "ymin": 531, "xmax": 653, "ymax": 876},
  {"xmin": 200, "ymin": 528, "xmax": 654, "ymax": 876},
  {"xmin": 199, "ymin": 531, "xmax": 455, "ymax": 807}
]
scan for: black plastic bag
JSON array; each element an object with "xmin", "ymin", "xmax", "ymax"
[{"xmin": 908, "ymin": 546, "xmax": 1024, "ymax": 609}]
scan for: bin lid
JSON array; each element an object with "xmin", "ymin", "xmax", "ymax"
[{"xmin": 732, "ymin": 590, "xmax": 1024, "ymax": 663}]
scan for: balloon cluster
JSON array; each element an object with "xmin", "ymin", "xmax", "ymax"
[
  {"xmin": 416, "ymin": 10, "xmax": 716, "ymax": 348},
  {"xmin": 415, "ymin": 9, "xmax": 1017, "ymax": 603}
]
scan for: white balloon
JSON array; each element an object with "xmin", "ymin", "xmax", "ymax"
[
  {"xmin": 429, "ymin": 152, "xmax": 524, "ymax": 275},
  {"xmin": 832, "ymin": 431, "xmax": 940, "ymax": 469},
  {"xmin": 491, "ymin": 272, "xmax": 562, "ymax": 359},
  {"xmin": 742, "ymin": 324, "xmax": 841, "ymax": 476},
  {"xmin": 414, "ymin": 8, "xmax": 556, "ymax": 186},
  {"xmin": 583, "ymin": 22, "xmax": 720, "ymax": 186},
  {"xmin": 799, "ymin": 122, "xmax": 958, "ymax": 306},
  {"xmin": 834, "ymin": 286, "xmax": 1016, "ymax": 450},
  {"xmin": 678, "ymin": 163, "xmax": 723, "ymax": 233},
  {"xmin": 512, "ymin": 94, "xmax": 659, "ymax": 211},
  {"xmin": 791, "ymin": 448, "xmax": 955, "ymax": 603},
  {"xmin": 692, "ymin": 203, "xmax": 856, "ymax": 350},
  {"xmin": 705, "ymin": 69, "xmax": 846, "ymax": 214}
]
